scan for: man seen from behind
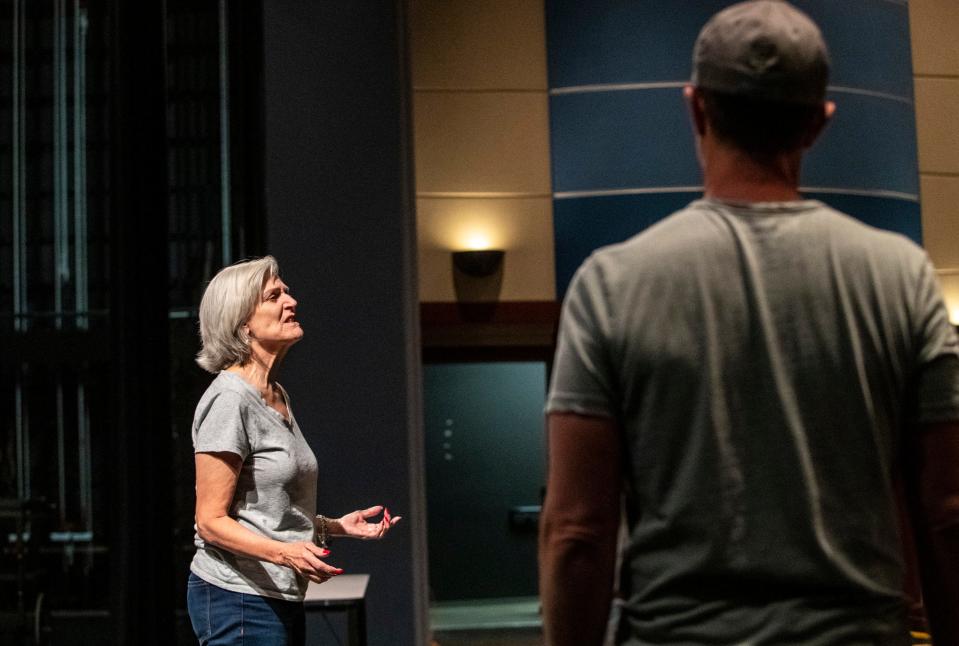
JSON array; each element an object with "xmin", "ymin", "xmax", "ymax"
[{"xmin": 539, "ymin": 2, "xmax": 959, "ymax": 644}]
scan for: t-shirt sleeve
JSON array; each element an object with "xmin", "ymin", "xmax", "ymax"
[
  {"xmin": 911, "ymin": 258, "xmax": 959, "ymax": 424},
  {"xmin": 546, "ymin": 256, "xmax": 618, "ymax": 418},
  {"xmin": 193, "ymin": 390, "xmax": 252, "ymax": 458}
]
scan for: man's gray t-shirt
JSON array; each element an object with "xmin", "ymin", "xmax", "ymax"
[
  {"xmin": 190, "ymin": 371, "xmax": 318, "ymax": 601},
  {"xmin": 547, "ymin": 199, "xmax": 959, "ymax": 645}
]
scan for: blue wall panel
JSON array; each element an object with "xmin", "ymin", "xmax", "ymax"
[
  {"xmin": 812, "ymin": 0, "xmax": 913, "ymax": 100},
  {"xmin": 553, "ymin": 192, "xmax": 696, "ymax": 293},
  {"xmin": 805, "ymin": 92, "xmax": 919, "ymax": 196},
  {"xmin": 546, "ymin": 1, "xmax": 716, "ymax": 88},
  {"xmin": 549, "ymin": 89, "xmax": 699, "ymax": 192},
  {"xmin": 547, "ymin": 0, "xmax": 913, "ymax": 99},
  {"xmin": 551, "ymin": 89, "xmax": 920, "ymax": 196}
]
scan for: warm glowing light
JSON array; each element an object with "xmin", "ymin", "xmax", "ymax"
[
  {"xmin": 461, "ymin": 231, "xmax": 493, "ymax": 251},
  {"xmin": 436, "ymin": 206, "xmax": 510, "ymax": 251},
  {"xmin": 938, "ymin": 273, "xmax": 959, "ymax": 326}
]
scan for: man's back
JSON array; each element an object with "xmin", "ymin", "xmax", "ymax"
[
  {"xmin": 539, "ymin": 5, "xmax": 959, "ymax": 644},
  {"xmin": 548, "ymin": 199, "xmax": 956, "ymax": 644}
]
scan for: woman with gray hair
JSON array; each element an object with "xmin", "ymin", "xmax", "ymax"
[{"xmin": 186, "ymin": 255, "xmax": 400, "ymax": 646}]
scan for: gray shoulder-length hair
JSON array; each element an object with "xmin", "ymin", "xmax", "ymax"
[{"xmin": 196, "ymin": 255, "xmax": 279, "ymax": 373}]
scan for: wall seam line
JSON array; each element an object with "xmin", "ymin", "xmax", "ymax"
[
  {"xmin": 418, "ymin": 191, "xmax": 553, "ymax": 199},
  {"xmin": 549, "ymin": 82, "xmax": 913, "ymax": 104},
  {"xmin": 551, "ymin": 186, "xmax": 919, "ymax": 202},
  {"xmin": 415, "ymin": 87, "xmax": 548, "ymax": 94}
]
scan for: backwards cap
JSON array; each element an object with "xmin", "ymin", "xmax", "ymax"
[{"xmin": 692, "ymin": 0, "xmax": 830, "ymax": 105}]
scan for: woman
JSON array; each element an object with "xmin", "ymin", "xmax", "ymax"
[{"xmin": 187, "ymin": 256, "xmax": 400, "ymax": 645}]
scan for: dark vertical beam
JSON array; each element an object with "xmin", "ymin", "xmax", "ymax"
[
  {"xmin": 228, "ymin": 0, "xmax": 267, "ymax": 258},
  {"xmin": 261, "ymin": 2, "xmax": 427, "ymax": 645},
  {"xmin": 109, "ymin": 0, "xmax": 172, "ymax": 643}
]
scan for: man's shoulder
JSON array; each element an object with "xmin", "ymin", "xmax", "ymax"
[
  {"xmin": 589, "ymin": 199, "xmax": 924, "ymax": 264},
  {"xmin": 572, "ymin": 199, "xmax": 930, "ymax": 303},
  {"xmin": 590, "ymin": 201, "xmax": 714, "ymax": 261},
  {"xmin": 806, "ymin": 203, "xmax": 927, "ymax": 264}
]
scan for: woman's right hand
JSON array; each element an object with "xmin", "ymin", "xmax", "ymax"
[{"xmin": 277, "ymin": 541, "xmax": 344, "ymax": 583}]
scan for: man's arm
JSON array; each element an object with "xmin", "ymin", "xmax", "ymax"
[
  {"xmin": 903, "ymin": 421, "xmax": 959, "ymax": 645},
  {"xmin": 539, "ymin": 412, "xmax": 623, "ymax": 646}
]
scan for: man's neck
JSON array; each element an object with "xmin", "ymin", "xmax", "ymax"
[{"xmin": 701, "ymin": 141, "xmax": 803, "ymax": 203}]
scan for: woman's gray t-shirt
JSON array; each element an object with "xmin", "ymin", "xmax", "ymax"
[{"xmin": 190, "ymin": 371, "xmax": 318, "ymax": 601}]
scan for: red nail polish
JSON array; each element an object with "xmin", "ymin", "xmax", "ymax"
[{"xmin": 322, "ymin": 549, "xmax": 330, "ymax": 556}]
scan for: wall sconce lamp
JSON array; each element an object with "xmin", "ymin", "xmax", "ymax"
[{"xmin": 452, "ymin": 249, "xmax": 504, "ymax": 278}]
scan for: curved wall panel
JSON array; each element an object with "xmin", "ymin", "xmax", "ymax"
[{"xmin": 547, "ymin": 0, "xmax": 920, "ymax": 294}]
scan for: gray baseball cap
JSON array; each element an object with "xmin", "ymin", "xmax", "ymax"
[{"xmin": 691, "ymin": 0, "xmax": 830, "ymax": 105}]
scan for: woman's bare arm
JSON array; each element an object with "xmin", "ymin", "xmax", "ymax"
[{"xmin": 194, "ymin": 452, "xmax": 340, "ymax": 582}]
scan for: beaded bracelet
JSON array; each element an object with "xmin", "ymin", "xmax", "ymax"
[{"xmin": 316, "ymin": 514, "xmax": 331, "ymax": 549}]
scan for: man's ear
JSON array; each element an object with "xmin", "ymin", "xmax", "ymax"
[
  {"xmin": 684, "ymin": 85, "xmax": 708, "ymax": 138},
  {"xmin": 802, "ymin": 100, "xmax": 836, "ymax": 149}
]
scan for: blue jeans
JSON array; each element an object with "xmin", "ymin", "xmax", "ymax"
[{"xmin": 187, "ymin": 572, "xmax": 305, "ymax": 646}]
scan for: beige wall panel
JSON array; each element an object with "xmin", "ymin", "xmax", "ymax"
[
  {"xmin": 920, "ymin": 174, "xmax": 959, "ymax": 270},
  {"xmin": 411, "ymin": 0, "xmax": 547, "ymax": 90},
  {"xmin": 417, "ymin": 197, "xmax": 555, "ymax": 302},
  {"xmin": 414, "ymin": 92, "xmax": 551, "ymax": 193},
  {"xmin": 910, "ymin": 0, "xmax": 959, "ymax": 76},
  {"xmin": 937, "ymin": 273, "xmax": 959, "ymax": 325},
  {"xmin": 915, "ymin": 78, "xmax": 959, "ymax": 173}
]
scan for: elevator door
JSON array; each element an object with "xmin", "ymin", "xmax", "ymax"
[{"xmin": 424, "ymin": 362, "xmax": 547, "ymax": 601}]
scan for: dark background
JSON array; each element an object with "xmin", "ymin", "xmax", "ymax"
[{"xmin": 0, "ymin": 1, "xmax": 426, "ymax": 644}]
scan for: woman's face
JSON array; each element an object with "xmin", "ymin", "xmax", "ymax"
[{"xmin": 245, "ymin": 275, "xmax": 303, "ymax": 347}]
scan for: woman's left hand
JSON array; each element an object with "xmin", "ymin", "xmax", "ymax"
[{"xmin": 337, "ymin": 505, "xmax": 401, "ymax": 540}]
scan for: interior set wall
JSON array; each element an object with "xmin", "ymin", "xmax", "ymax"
[
  {"xmin": 411, "ymin": 2, "xmax": 959, "ymax": 319},
  {"xmin": 411, "ymin": 0, "xmax": 555, "ymax": 303},
  {"xmin": 911, "ymin": 0, "xmax": 959, "ymax": 322}
]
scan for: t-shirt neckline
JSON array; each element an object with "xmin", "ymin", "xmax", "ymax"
[
  {"xmin": 697, "ymin": 196, "xmax": 823, "ymax": 214},
  {"xmin": 219, "ymin": 370, "xmax": 294, "ymax": 428}
]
